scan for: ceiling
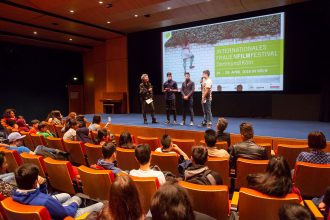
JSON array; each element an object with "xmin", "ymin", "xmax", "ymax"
[{"xmin": 0, "ymin": 0, "xmax": 306, "ymax": 52}]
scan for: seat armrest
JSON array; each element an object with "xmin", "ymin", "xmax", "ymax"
[
  {"xmin": 304, "ymin": 200, "xmax": 324, "ymax": 220},
  {"xmin": 231, "ymin": 191, "xmax": 239, "ymax": 211}
]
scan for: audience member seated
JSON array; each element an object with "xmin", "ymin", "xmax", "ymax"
[
  {"xmin": 88, "ymin": 115, "xmax": 102, "ymax": 131},
  {"xmin": 204, "ymin": 129, "xmax": 229, "ymax": 158},
  {"xmin": 6, "ymin": 119, "xmax": 18, "ymax": 130},
  {"xmin": 37, "ymin": 121, "xmax": 54, "ymax": 139},
  {"xmin": 96, "ymin": 128, "xmax": 115, "ymax": 146},
  {"xmin": 216, "ymin": 117, "xmax": 231, "ymax": 147},
  {"xmin": 118, "ymin": 131, "xmax": 136, "ymax": 149},
  {"xmin": 184, "ymin": 146, "xmax": 222, "ymax": 185},
  {"xmin": 296, "ymin": 131, "xmax": 330, "ymax": 164},
  {"xmin": 3, "ymin": 108, "xmax": 17, "ymax": 124},
  {"xmin": 95, "ymin": 175, "xmax": 144, "ymax": 220},
  {"xmin": 96, "ymin": 142, "xmax": 123, "ymax": 175},
  {"xmin": 156, "ymin": 134, "xmax": 189, "ymax": 160},
  {"xmin": 76, "ymin": 115, "xmax": 94, "ymax": 144},
  {"xmin": 278, "ymin": 203, "xmax": 313, "ymax": 220},
  {"xmin": 229, "ymin": 122, "xmax": 268, "ymax": 169},
  {"xmin": 63, "ymin": 119, "xmax": 78, "ymax": 141},
  {"xmin": 130, "ymin": 144, "xmax": 166, "ymax": 185},
  {"xmin": 16, "ymin": 116, "xmax": 30, "ymax": 132},
  {"xmin": 247, "ymin": 156, "xmax": 301, "ymax": 199},
  {"xmin": 62, "ymin": 112, "xmax": 77, "ymax": 132},
  {"xmin": 0, "ymin": 152, "xmax": 15, "ymax": 197},
  {"xmin": 12, "ymin": 164, "xmax": 104, "ymax": 219},
  {"xmin": 146, "ymin": 180, "xmax": 216, "ymax": 220},
  {"xmin": 29, "ymin": 119, "xmax": 40, "ymax": 135},
  {"xmin": 312, "ymin": 186, "xmax": 330, "ymax": 220},
  {"xmin": 47, "ymin": 110, "xmax": 63, "ymax": 125}
]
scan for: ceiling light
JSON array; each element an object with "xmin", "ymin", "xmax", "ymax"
[
  {"xmin": 69, "ymin": 10, "xmax": 75, "ymax": 13},
  {"xmin": 73, "ymin": 77, "xmax": 78, "ymax": 81},
  {"xmin": 107, "ymin": 21, "xmax": 111, "ymax": 24},
  {"xmin": 134, "ymin": 14, "xmax": 138, "ymax": 18},
  {"xmin": 99, "ymin": 1, "xmax": 103, "ymax": 4},
  {"xmin": 167, "ymin": 7, "xmax": 171, "ymax": 10},
  {"xmin": 33, "ymin": 31, "xmax": 38, "ymax": 35},
  {"xmin": 69, "ymin": 38, "xmax": 73, "ymax": 41}
]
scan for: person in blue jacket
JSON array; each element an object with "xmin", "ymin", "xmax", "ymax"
[
  {"xmin": 12, "ymin": 164, "xmax": 103, "ymax": 220},
  {"xmin": 96, "ymin": 142, "xmax": 124, "ymax": 176}
]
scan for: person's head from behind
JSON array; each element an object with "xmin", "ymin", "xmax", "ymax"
[
  {"xmin": 8, "ymin": 132, "xmax": 25, "ymax": 146},
  {"xmin": 135, "ymin": 144, "xmax": 151, "ymax": 166},
  {"xmin": 161, "ymin": 134, "xmax": 172, "ymax": 150},
  {"xmin": 240, "ymin": 122, "xmax": 254, "ymax": 141},
  {"xmin": 167, "ymin": 72, "xmax": 172, "ymax": 81},
  {"xmin": 119, "ymin": 132, "xmax": 132, "ymax": 147},
  {"xmin": 150, "ymin": 180, "xmax": 195, "ymax": 220},
  {"xmin": 52, "ymin": 110, "xmax": 62, "ymax": 120},
  {"xmin": 204, "ymin": 129, "xmax": 217, "ymax": 147},
  {"xmin": 68, "ymin": 119, "xmax": 78, "ymax": 130},
  {"xmin": 15, "ymin": 164, "xmax": 39, "ymax": 190},
  {"xmin": 184, "ymin": 72, "xmax": 190, "ymax": 81},
  {"xmin": 266, "ymin": 156, "xmax": 291, "ymax": 179},
  {"xmin": 6, "ymin": 119, "xmax": 17, "ymax": 128},
  {"xmin": 278, "ymin": 203, "xmax": 313, "ymax": 220},
  {"xmin": 97, "ymin": 128, "xmax": 109, "ymax": 142},
  {"xmin": 31, "ymin": 120, "xmax": 40, "ymax": 129},
  {"xmin": 0, "ymin": 152, "xmax": 8, "ymax": 174},
  {"xmin": 3, "ymin": 108, "xmax": 15, "ymax": 119},
  {"xmin": 217, "ymin": 117, "xmax": 228, "ymax": 134},
  {"xmin": 38, "ymin": 121, "xmax": 48, "ymax": 132},
  {"xmin": 141, "ymin": 73, "xmax": 149, "ymax": 83},
  {"xmin": 68, "ymin": 112, "xmax": 77, "ymax": 120},
  {"xmin": 202, "ymin": 70, "xmax": 210, "ymax": 79},
  {"xmin": 102, "ymin": 142, "xmax": 116, "ymax": 162},
  {"xmin": 92, "ymin": 115, "xmax": 101, "ymax": 125},
  {"xmin": 106, "ymin": 175, "xmax": 143, "ymax": 220},
  {"xmin": 76, "ymin": 115, "xmax": 86, "ymax": 128},
  {"xmin": 308, "ymin": 131, "xmax": 326, "ymax": 150},
  {"xmin": 191, "ymin": 145, "xmax": 208, "ymax": 165}
]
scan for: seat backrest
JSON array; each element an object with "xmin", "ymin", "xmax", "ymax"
[
  {"xmin": 114, "ymin": 134, "xmax": 120, "ymax": 146},
  {"xmin": 238, "ymin": 187, "xmax": 300, "ymax": 220},
  {"xmin": 130, "ymin": 176, "xmax": 158, "ymax": 213},
  {"xmin": 85, "ymin": 143, "xmax": 103, "ymax": 165},
  {"xmin": 1, "ymin": 197, "xmax": 51, "ymax": 220},
  {"xmin": 200, "ymin": 140, "xmax": 228, "ymax": 151},
  {"xmin": 277, "ymin": 144, "xmax": 309, "ymax": 169},
  {"xmin": 63, "ymin": 140, "xmax": 86, "ymax": 165},
  {"xmin": 3, "ymin": 150, "xmax": 22, "ymax": 173},
  {"xmin": 20, "ymin": 152, "xmax": 46, "ymax": 177},
  {"xmin": 179, "ymin": 181, "xmax": 229, "ymax": 220},
  {"xmin": 43, "ymin": 157, "xmax": 76, "ymax": 194},
  {"xmin": 54, "ymin": 125, "xmax": 64, "ymax": 138},
  {"xmin": 78, "ymin": 165, "xmax": 113, "ymax": 201},
  {"xmin": 45, "ymin": 123, "xmax": 56, "ymax": 136},
  {"xmin": 293, "ymin": 162, "xmax": 330, "ymax": 197},
  {"xmin": 46, "ymin": 137, "xmax": 65, "ymax": 151},
  {"xmin": 172, "ymin": 138, "xmax": 196, "ymax": 157},
  {"xmin": 206, "ymin": 157, "xmax": 230, "ymax": 187},
  {"xmin": 116, "ymin": 147, "xmax": 138, "ymax": 171},
  {"xmin": 258, "ymin": 143, "xmax": 272, "ymax": 158},
  {"xmin": 235, "ymin": 158, "xmax": 269, "ymax": 190},
  {"xmin": 151, "ymin": 151, "xmax": 178, "ymax": 176},
  {"xmin": 30, "ymin": 134, "xmax": 46, "ymax": 148},
  {"xmin": 20, "ymin": 131, "xmax": 35, "ymax": 151},
  {"xmin": 136, "ymin": 136, "xmax": 160, "ymax": 151}
]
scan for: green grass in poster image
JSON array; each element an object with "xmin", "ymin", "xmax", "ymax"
[{"xmin": 214, "ymin": 39, "xmax": 284, "ymax": 77}]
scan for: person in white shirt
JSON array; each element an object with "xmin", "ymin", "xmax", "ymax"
[
  {"xmin": 155, "ymin": 135, "xmax": 189, "ymax": 160},
  {"xmin": 200, "ymin": 70, "xmax": 213, "ymax": 128},
  {"xmin": 63, "ymin": 119, "xmax": 78, "ymax": 141},
  {"xmin": 130, "ymin": 144, "xmax": 166, "ymax": 185}
]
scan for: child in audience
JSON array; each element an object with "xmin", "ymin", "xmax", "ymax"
[
  {"xmin": 204, "ymin": 129, "xmax": 229, "ymax": 158},
  {"xmin": 156, "ymin": 134, "xmax": 189, "ymax": 160},
  {"xmin": 29, "ymin": 120, "xmax": 40, "ymax": 135},
  {"xmin": 96, "ymin": 128, "xmax": 115, "ymax": 146},
  {"xmin": 3, "ymin": 108, "xmax": 16, "ymax": 123},
  {"xmin": 96, "ymin": 142, "xmax": 123, "ymax": 175},
  {"xmin": 216, "ymin": 117, "xmax": 231, "ymax": 147},
  {"xmin": 278, "ymin": 203, "xmax": 313, "ymax": 220},
  {"xmin": 0, "ymin": 152, "xmax": 15, "ymax": 197},
  {"xmin": 130, "ymin": 144, "xmax": 166, "ymax": 185},
  {"xmin": 97, "ymin": 175, "xmax": 144, "ymax": 220},
  {"xmin": 118, "ymin": 131, "xmax": 135, "ymax": 149},
  {"xmin": 37, "ymin": 121, "xmax": 54, "ymax": 139},
  {"xmin": 47, "ymin": 110, "xmax": 63, "ymax": 125},
  {"xmin": 16, "ymin": 116, "xmax": 30, "ymax": 132},
  {"xmin": 6, "ymin": 119, "xmax": 18, "ymax": 129},
  {"xmin": 12, "ymin": 164, "xmax": 104, "ymax": 219},
  {"xmin": 184, "ymin": 146, "xmax": 222, "ymax": 185},
  {"xmin": 88, "ymin": 115, "xmax": 102, "ymax": 131},
  {"xmin": 63, "ymin": 119, "xmax": 78, "ymax": 141},
  {"xmin": 76, "ymin": 116, "xmax": 94, "ymax": 144},
  {"xmin": 62, "ymin": 112, "xmax": 77, "ymax": 132},
  {"xmin": 312, "ymin": 187, "xmax": 330, "ymax": 220}
]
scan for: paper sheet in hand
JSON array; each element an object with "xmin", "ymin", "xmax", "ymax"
[{"xmin": 146, "ymin": 98, "xmax": 153, "ymax": 104}]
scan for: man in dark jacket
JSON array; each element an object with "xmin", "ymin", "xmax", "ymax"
[
  {"xmin": 163, "ymin": 72, "xmax": 178, "ymax": 124},
  {"xmin": 229, "ymin": 122, "xmax": 268, "ymax": 170},
  {"xmin": 139, "ymin": 73, "xmax": 157, "ymax": 124},
  {"xmin": 180, "ymin": 72, "xmax": 195, "ymax": 126},
  {"xmin": 97, "ymin": 142, "xmax": 123, "ymax": 175},
  {"xmin": 184, "ymin": 146, "xmax": 222, "ymax": 185}
]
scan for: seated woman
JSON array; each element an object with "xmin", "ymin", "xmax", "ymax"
[
  {"xmin": 296, "ymin": 131, "xmax": 330, "ymax": 164},
  {"xmin": 88, "ymin": 115, "xmax": 102, "ymax": 131},
  {"xmin": 118, "ymin": 132, "xmax": 135, "ymax": 149},
  {"xmin": 61, "ymin": 112, "xmax": 77, "ymax": 132},
  {"xmin": 16, "ymin": 116, "xmax": 30, "ymax": 132},
  {"xmin": 47, "ymin": 110, "xmax": 63, "ymax": 125},
  {"xmin": 96, "ymin": 128, "xmax": 115, "ymax": 146},
  {"xmin": 216, "ymin": 117, "xmax": 231, "ymax": 148},
  {"xmin": 247, "ymin": 156, "xmax": 301, "ymax": 199},
  {"xmin": 3, "ymin": 108, "xmax": 17, "ymax": 124},
  {"xmin": 76, "ymin": 116, "xmax": 94, "ymax": 144},
  {"xmin": 63, "ymin": 119, "xmax": 78, "ymax": 141}
]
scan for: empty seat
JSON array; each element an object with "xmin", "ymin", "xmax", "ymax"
[
  {"xmin": 235, "ymin": 158, "xmax": 269, "ymax": 190},
  {"xmin": 20, "ymin": 152, "xmax": 46, "ymax": 177},
  {"xmin": 136, "ymin": 136, "xmax": 160, "ymax": 151},
  {"xmin": 46, "ymin": 137, "xmax": 65, "ymax": 151},
  {"xmin": 179, "ymin": 181, "xmax": 230, "ymax": 220},
  {"xmin": 3, "ymin": 150, "xmax": 22, "ymax": 172},
  {"xmin": 206, "ymin": 157, "xmax": 230, "ymax": 187},
  {"xmin": 200, "ymin": 140, "xmax": 228, "ymax": 151},
  {"xmin": 20, "ymin": 131, "xmax": 35, "ymax": 151},
  {"xmin": 30, "ymin": 134, "xmax": 47, "ymax": 148},
  {"xmin": 293, "ymin": 162, "xmax": 330, "ymax": 197},
  {"xmin": 54, "ymin": 125, "xmax": 64, "ymax": 138},
  {"xmin": 151, "ymin": 151, "xmax": 178, "ymax": 176},
  {"xmin": 85, "ymin": 143, "xmax": 103, "ymax": 165},
  {"xmin": 63, "ymin": 140, "xmax": 87, "ymax": 165},
  {"xmin": 276, "ymin": 144, "xmax": 309, "ymax": 169},
  {"xmin": 43, "ymin": 157, "xmax": 77, "ymax": 194},
  {"xmin": 1, "ymin": 197, "xmax": 51, "ymax": 220},
  {"xmin": 78, "ymin": 165, "xmax": 114, "ymax": 200},
  {"xmin": 258, "ymin": 143, "xmax": 273, "ymax": 158},
  {"xmin": 116, "ymin": 147, "xmax": 138, "ymax": 171},
  {"xmin": 172, "ymin": 138, "xmax": 195, "ymax": 157}
]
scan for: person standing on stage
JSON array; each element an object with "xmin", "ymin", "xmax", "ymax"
[
  {"xmin": 163, "ymin": 72, "xmax": 178, "ymax": 124},
  {"xmin": 200, "ymin": 70, "xmax": 213, "ymax": 128},
  {"xmin": 180, "ymin": 72, "xmax": 195, "ymax": 126},
  {"xmin": 139, "ymin": 74, "xmax": 157, "ymax": 124}
]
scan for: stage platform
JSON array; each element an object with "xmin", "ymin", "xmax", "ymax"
[{"xmin": 85, "ymin": 113, "xmax": 330, "ymax": 140}]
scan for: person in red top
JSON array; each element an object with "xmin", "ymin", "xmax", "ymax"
[
  {"xmin": 29, "ymin": 120, "xmax": 40, "ymax": 135},
  {"xmin": 3, "ymin": 108, "xmax": 17, "ymax": 126}
]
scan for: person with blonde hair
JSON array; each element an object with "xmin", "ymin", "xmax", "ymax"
[{"xmin": 139, "ymin": 74, "xmax": 157, "ymax": 124}]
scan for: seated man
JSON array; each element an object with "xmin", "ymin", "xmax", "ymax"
[
  {"xmin": 37, "ymin": 121, "xmax": 54, "ymax": 139},
  {"xmin": 12, "ymin": 164, "xmax": 103, "ymax": 220},
  {"xmin": 204, "ymin": 129, "xmax": 229, "ymax": 158},
  {"xmin": 29, "ymin": 120, "xmax": 40, "ymax": 135},
  {"xmin": 96, "ymin": 142, "xmax": 123, "ymax": 175},
  {"xmin": 184, "ymin": 146, "xmax": 222, "ymax": 185},
  {"xmin": 156, "ymin": 134, "xmax": 189, "ymax": 160},
  {"xmin": 130, "ymin": 144, "xmax": 166, "ymax": 185},
  {"xmin": 229, "ymin": 122, "xmax": 268, "ymax": 169}
]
